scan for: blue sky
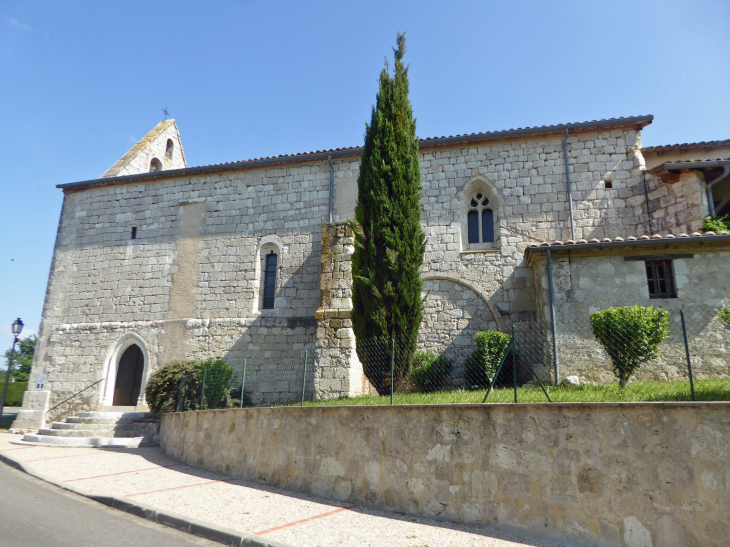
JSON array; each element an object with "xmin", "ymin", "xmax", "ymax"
[{"xmin": 1, "ymin": 0, "xmax": 729, "ymax": 350}]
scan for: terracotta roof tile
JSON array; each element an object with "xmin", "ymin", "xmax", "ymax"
[
  {"xmin": 643, "ymin": 139, "xmax": 730, "ymax": 153},
  {"xmin": 191, "ymin": 115, "xmax": 653, "ymax": 170},
  {"xmin": 527, "ymin": 231, "xmax": 730, "ymax": 249}
]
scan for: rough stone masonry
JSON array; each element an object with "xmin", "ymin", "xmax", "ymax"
[{"xmin": 13, "ymin": 114, "xmax": 730, "ymax": 428}]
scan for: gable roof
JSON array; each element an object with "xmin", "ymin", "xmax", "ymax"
[
  {"xmin": 59, "ymin": 114, "xmax": 653, "ymax": 192},
  {"xmin": 100, "ymin": 119, "xmax": 186, "ymax": 178},
  {"xmin": 642, "ymin": 139, "xmax": 730, "ymax": 153}
]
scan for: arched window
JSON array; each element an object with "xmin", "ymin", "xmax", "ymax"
[
  {"xmin": 467, "ymin": 192, "xmax": 494, "ymax": 244},
  {"xmin": 262, "ymin": 250, "xmax": 278, "ymax": 309},
  {"xmin": 165, "ymin": 139, "xmax": 174, "ymax": 160},
  {"xmin": 150, "ymin": 158, "xmax": 162, "ymax": 172}
]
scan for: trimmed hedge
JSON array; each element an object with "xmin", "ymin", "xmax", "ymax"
[
  {"xmin": 145, "ymin": 360, "xmax": 203, "ymax": 414},
  {"xmin": 0, "ymin": 382, "xmax": 28, "ymax": 406},
  {"xmin": 590, "ymin": 305, "xmax": 669, "ymax": 387},
  {"xmin": 144, "ymin": 359, "xmax": 237, "ymax": 413},
  {"xmin": 408, "ymin": 352, "xmax": 454, "ymax": 392},
  {"xmin": 464, "ymin": 331, "xmax": 511, "ymax": 388}
]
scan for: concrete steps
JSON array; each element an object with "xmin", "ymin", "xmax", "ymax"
[
  {"xmin": 21, "ymin": 411, "xmax": 159, "ymax": 447},
  {"xmin": 18, "ymin": 435, "xmax": 147, "ymax": 447}
]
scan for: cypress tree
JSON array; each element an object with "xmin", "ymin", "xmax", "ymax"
[{"xmin": 350, "ymin": 33, "xmax": 426, "ymax": 390}]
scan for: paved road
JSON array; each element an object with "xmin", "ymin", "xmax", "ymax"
[{"xmin": 0, "ymin": 462, "xmax": 221, "ymax": 547}]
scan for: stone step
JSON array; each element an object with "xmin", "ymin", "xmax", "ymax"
[
  {"xmin": 51, "ymin": 422, "xmax": 113, "ymax": 431},
  {"xmin": 101, "ymin": 406, "xmax": 137, "ymax": 412},
  {"xmin": 78, "ymin": 411, "xmax": 150, "ymax": 420},
  {"xmin": 21, "ymin": 434, "xmax": 144, "ymax": 447},
  {"xmin": 66, "ymin": 417, "xmax": 125, "ymax": 425},
  {"xmin": 37, "ymin": 428, "xmax": 121, "ymax": 438}
]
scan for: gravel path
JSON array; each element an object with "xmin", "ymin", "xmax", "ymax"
[{"xmin": 0, "ymin": 433, "xmax": 574, "ymax": 547}]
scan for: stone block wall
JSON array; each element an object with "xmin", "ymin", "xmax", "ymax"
[
  {"xmin": 644, "ymin": 171, "xmax": 708, "ymax": 235},
  {"xmin": 29, "ymin": 121, "xmax": 707, "ymax": 418},
  {"xmin": 160, "ymin": 402, "xmax": 730, "ymax": 547},
  {"xmin": 314, "ymin": 223, "xmax": 369, "ymax": 399},
  {"xmin": 29, "ymin": 160, "xmax": 333, "ymax": 416},
  {"xmin": 531, "ymin": 246, "xmax": 730, "ymax": 383}
]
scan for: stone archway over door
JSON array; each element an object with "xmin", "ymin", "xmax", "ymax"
[{"xmin": 113, "ymin": 345, "xmax": 144, "ymax": 406}]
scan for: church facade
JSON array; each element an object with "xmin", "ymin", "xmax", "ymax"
[{"xmin": 15, "ymin": 115, "xmax": 730, "ymax": 428}]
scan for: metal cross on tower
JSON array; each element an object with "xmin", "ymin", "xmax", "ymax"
[{"xmin": 162, "ymin": 108, "xmax": 170, "ymax": 120}]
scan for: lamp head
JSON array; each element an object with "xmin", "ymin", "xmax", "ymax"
[{"xmin": 11, "ymin": 318, "xmax": 23, "ymax": 337}]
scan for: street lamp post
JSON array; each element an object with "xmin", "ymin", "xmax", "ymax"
[{"xmin": 0, "ymin": 318, "xmax": 24, "ymax": 426}]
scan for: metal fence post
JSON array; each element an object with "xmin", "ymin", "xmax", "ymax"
[
  {"xmin": 176, "ymin": 374, "xmax": 188, "ymax": 412},
  {"xmin": 240, "ymin": 358, "xmax": 247, "ymax": 408},
  {"xmin": 546, "ymin": 249, "xmax": 560, "ymax": 384},
  {"xmin": 512, "ymin": 324, "xmax": 517, "ymax": 403},
  {"xmin": 390, "ymin": 337, "xmax": 395, "ymax": 405},
  {"xmin": 301, "ymin": 350, "xmax": 308, "ymax": 407},
  {"xmin": 680, "ymin": 310, "xmax": 696, "ymax": 401},
  {"xmin": 200, "ymin": 367, "xmax": 207, "ymax": 410}
]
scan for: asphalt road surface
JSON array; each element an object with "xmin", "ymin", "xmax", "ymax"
[{"xmin": 0, "ymin": 462, "xmax": 222, "ymax": 547}]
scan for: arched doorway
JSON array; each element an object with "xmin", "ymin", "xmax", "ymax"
[{"xmin": 113, "ymin": 344, "xmax": 144, "ymax": 406}]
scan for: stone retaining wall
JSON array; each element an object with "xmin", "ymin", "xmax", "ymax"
[{"xmin": 160, "ymin": 402, "xmax": 729, "ymax": 547}]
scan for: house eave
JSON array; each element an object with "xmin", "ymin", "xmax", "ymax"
[
  {"xmin": 524, "ymin": 234, "xmax": 730, "ymax": 267},
  {"xmin": 58, "ymin": 115, "xmax": 654, "ymax": 193}
]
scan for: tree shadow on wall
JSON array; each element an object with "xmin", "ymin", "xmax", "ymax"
[
  {"xmin": 416, "ymin": 274, "xmax": 537, "ymax": 389},
  {"xmin": 221, "ymin": 252, "xmax": 320, "ymax": 406}
]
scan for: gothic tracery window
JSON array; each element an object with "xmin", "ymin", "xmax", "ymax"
[{"xmin": 467, "ymin": 192, "xmax": 494, "ymax": 244}]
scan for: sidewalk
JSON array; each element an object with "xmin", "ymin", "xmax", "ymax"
[{"xmin": 0, "ymin": 433, "xmax": 573, "ymax": 547}]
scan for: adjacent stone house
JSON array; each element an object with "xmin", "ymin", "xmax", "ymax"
[{"xmin": 14, "ymin": 114, "xmax": 730, "ymax": 428}]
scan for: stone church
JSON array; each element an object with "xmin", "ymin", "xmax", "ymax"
[{"xmin": 15, "ymin": 115, "xmax": 730, "ymax": 429}]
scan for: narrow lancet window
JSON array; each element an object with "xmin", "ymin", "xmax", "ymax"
[
  {"xmin": 467, "ymin": 211, "xmax": 479, "ymax": 244},
  {"xmin": 481, "ymin": 209, "xmax": 494, "ymax": 242},
  {"xmin": 262, "ymin": 251, "xmax": 278, "ymax": 309}
]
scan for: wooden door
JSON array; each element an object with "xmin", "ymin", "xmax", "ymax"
[{"xmin": 113, "ymin": 345, "xmax": 144, "ymax": 406}]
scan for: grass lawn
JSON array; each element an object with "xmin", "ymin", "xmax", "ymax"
[{"xmin": 295, "ymin": 378, "xmax": 730, "ymax": 407}]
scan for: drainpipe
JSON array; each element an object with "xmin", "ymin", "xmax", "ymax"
[
  {"xmin": 706, "ymin": 165, "xmax": 730, "ymax": 217},
  {"xmin": 642, "ymin": 170, "xmax": 653, "ymax": 236},
  {"xmin": 546, "ymin": 249, "xmax": 560, "ymax": 384},
  {"xmin": 327, "ymin": 155, "xmax": 334, "ymax": 223},
  {"xmin": 562, "ymin": 129, "xmax": 576, "ymax": 241}
]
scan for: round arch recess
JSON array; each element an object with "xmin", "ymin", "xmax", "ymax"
[
  {"xmin": 421, "ymin": 274, "xmax": 502, "ymax": 332},
  {"xmin": 100, "ymin": 333, "xmax": 152, "ymax": 409}
]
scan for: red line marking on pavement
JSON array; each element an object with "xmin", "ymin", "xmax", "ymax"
[
  {"xmin": 256, "ymin": 505, "xmax": 359, "ymax": 536},
  {"xmin": 125, "ymin": 478, "xmax": 237, "ymax": 497},
  {"xmin": 65, "ymin": 463, "xmax": 184, "ymax": 482}
]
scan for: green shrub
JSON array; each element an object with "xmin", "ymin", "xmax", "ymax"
[
  {"xmin": 145, "ymin": 359, "xmax": 238, "ymax": 413},
  {"xmin": 0, "ymin": 382, "xmax": 28, "ymax": 406},
  {"xmin": 589, "ymin": 305, "xmax": 669, "ymax": 388},
  {"xmin": 228, "ymin": 386, "xmax": 252, "ymax": 408},
  {"xmin": 200, "ymin": 359, "xmax": 236, "ymax": 410},
  {"xmin": 145, "ymin": 360, "xmax": 204, "ymax": 413},
  {"xmin": 718, "ymin": 308, "xmax": 730, "ymax": 330},
  {"xmin": 702, "ymin": 215, "xmax": 730, "ymax": 232},
  {"xmin": 408, "ymin": 352, "xmax": 454, "ymax": 392},
  {"xmin": 464, "ymin": 331, "xmax": 511, "ymax": 388}
]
